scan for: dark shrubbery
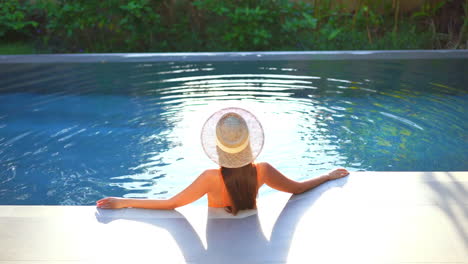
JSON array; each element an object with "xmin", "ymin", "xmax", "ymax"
[
  {"xmin": 0, "ymin": 0, "xmax": 37, "ymax": 38},
  {"xmin": 0, "ymin": 0, "xmax": 466, "ymax": 53},
  {"xmin": 33, "ymin": 0, "xmax": 164, "ymax": 52}
]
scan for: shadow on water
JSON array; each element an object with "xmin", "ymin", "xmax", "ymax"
[
  {"xmin": 95, "ymin": 177, "xmax": 348, "ymax": 263},
  {"xmin": 425, "ymin": 172, "xmax": 468, "ymax": 248}
]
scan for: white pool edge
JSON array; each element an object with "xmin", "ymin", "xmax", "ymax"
[
  {"xmin": 1, "ymin": 50, "xmax": 467, "ymax": 63},
  {"xmin": 1, "ymin": 171, "xmax": 467, "ymax": 263}
]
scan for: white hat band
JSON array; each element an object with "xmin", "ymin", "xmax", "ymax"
[{"xmin": 216, "ymin": 135, "xmax": 250, "ymax": 154}]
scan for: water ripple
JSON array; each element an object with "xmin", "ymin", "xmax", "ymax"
[{"xmin": 380, "ymin": 112, "xmax": 424, "ymax": 131}]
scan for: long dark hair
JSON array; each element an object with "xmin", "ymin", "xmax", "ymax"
[{"xmin": 220, "ymin": 163, "xmax": 258, "ymax": 215}]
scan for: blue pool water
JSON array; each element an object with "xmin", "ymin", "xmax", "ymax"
[{"xmin": 0, "ymin": 57, "xmax": 467, "ymax": 205}]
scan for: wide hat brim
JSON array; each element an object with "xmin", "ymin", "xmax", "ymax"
[{"xmin": 201, "ymin": 107, "xmax": 264, "ymax": 168}]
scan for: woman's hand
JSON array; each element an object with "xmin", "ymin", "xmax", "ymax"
[
  {"xmin": 327, "ymin": 168, "xmax": 350, "ymax": 180},
  {"xmin": 96, "ymin": 197, "xmax": 127, "ymax": 209}
]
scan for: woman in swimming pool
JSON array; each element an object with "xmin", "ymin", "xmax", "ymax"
[{"xmin": 96, "ymin": 107, "xmax": 349, "ymax": 215}]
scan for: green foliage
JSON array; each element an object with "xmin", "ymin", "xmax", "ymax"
[
  {"xmin": 462, "ymin": 1, "xmax": 468, "ymax": 48},
  {"xmin": 412, "ymin": 0, "xmax": 448, "ymax": 19},
  {"xmin": 0, "ymin": 41, "xmax": 35, "ymax": 54},
  {"xmin": 193, "ymin": 0, "xmax": 318, "ymax": 50},
  {"xmin": 36, "ymin": 0, "xmax": 163, "ymax": 52},
  {"xmin": 0, "ymin": 0, "xmax": 38, "ymax": 38},
  {"xmin": 0, "ymin": 0, "xmax": 465, "ymax": 53},
  {"xmin": 353, "ymin": 5, "xmax": 383, "ymax": 29}
]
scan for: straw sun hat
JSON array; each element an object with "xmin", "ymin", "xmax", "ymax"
[{"xmin": 201, "ymin": 107, "xmax": 264, "ymax": 168}]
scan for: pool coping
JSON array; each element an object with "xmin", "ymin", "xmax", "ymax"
[
  {"xmin": 1, "ymin": 50, "xmax": 467, "ymax": 63},
  {"xmin": 1, "ymin": 171, "xmax": 467, "ymax": 263}
]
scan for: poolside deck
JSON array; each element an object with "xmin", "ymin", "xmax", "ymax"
[{"xmin": 1, "ymin": 171, "xmax": 467, "ymax": 263}]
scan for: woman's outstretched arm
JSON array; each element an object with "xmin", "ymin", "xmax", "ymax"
[
  {"xmin": 259, "ymin": 162, "xmax": 349, "ymax": 194},
  {"xmin": 96, "ymin": 170, "xmax": 214, "ymax": 210}
]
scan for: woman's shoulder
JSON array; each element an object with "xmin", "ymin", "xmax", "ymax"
[
  {"xmin": 198, "ymin": 168, "xmax": 220, "ymax": 183},
  {"xmin": 202, "ymin": 168, "xmax": 219, "ymax": 176},
  {"xmin": 255, "ymin": 162, "xmax": 273, "ymax": 171},
  {"xmin": 199, "ymin": 168, "xmax": 222, "ymax": 193},
  {"xmin": 255, "ymin": 162, "xmax": 273, "ymax": 182}
]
